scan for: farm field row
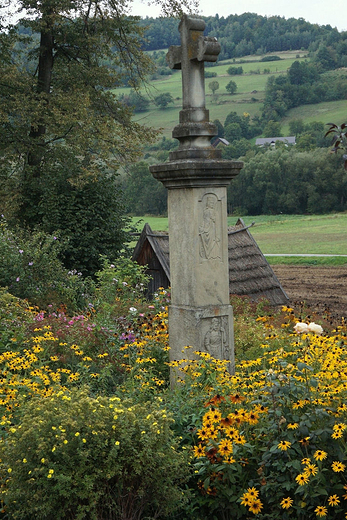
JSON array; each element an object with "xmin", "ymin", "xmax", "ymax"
[{"xmin": 130, "ymin": 213, "xmax": 347, "ymax": 264}]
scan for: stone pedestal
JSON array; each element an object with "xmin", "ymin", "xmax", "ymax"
[{"xmin": 151, "ymin": 159, "xmax": 242, "ymax": 376}]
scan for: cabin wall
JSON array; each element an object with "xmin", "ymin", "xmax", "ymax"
[{"xmin": 136, "ymin": 241, "xmax": 170, "ymax": 297}]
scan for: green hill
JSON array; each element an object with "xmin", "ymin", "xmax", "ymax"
[{"xmin": 115, "ymin": 50, "xmax": 347, "ymax": 138}]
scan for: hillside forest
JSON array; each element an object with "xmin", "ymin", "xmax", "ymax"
[{"xmin": 121, "ymin": 14, "xmax": 347, "ymax": 217}]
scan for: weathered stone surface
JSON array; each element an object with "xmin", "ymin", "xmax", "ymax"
[{"xmin": 149, "ymin": 15, "xmax": 243, "ymax": 380}]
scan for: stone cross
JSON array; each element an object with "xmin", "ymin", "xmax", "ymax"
[
  {"xmin": 167, "ymin": 15, "xmax": 220, "ymax": 113},
  {"xmin": 150, "ymin": 15, "xmax": 243, "ymax": 385}
]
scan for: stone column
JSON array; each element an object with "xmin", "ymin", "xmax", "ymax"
[{"xmin": 150, "ymin": 15, "xmax": 243, "ymax": 380}]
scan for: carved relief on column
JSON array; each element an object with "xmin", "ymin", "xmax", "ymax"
[
  {"xmin": 202, "ymin": 316, "xmax": 230, "ymax": 362},
  {"xmin": 198, "ymin": 192, "xmax": 223, "ymax": 262}
]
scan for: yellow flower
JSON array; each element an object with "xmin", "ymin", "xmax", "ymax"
[
  {"xmin": 115, "ymin": 441, "xmax": 120, "ymax": 446},
  {"xmin": 75, "ymin": 432, "xmax": 80, "ymax": 437},
  {"xmin": 280, "ymin": 497, "xmax": 293, "ymax": 509},
  {"xmin": 245, "ymin": 487, "xmax": 259, "ymax": 499},
  {"xmin": 218, "ymin": 439, "xmax": 233, "ymax": 457},
  {"xmin": 82, "ymin": 438, "xmax": 86, "ymax": 443},
  {"xmin": 314, "ymin": 505, "xmax": 328, "ymax": 517},
  {"xmin": 248, "ymin": 499, "xmax": 263, "ymax": 514},
  {"xmin": 331, "ymin": 461, "xmax": 345, "ymax": 472},
  {"xmin": 328, "ymin": 494, "xmax": 340, "ymax": 506},
  {"xmin": 7, "ymin": 468, "xmax": 12, "ymax": 473},
  {"xmin": 41, "ymin": 458, "xmax": 45, "ymax": 463},
  {"xmin": 22, "ymin": 458, "xmax": 27, "ymax": 463},
  {"xmin": 304, "ymin": 463, "xmax": 318, "ymax": 477},
  {"xmin": 333, "ymin": 422, "xmax": 346, "ymax": 432},
  {"xmin": 193, "ymin": 444, "xmax": 205, "ymax": 458},
  {"xmin": 287, "ymin": 423, "xmax": 299, "ymax": 429},
  {"xmin": 296, "ymin": 473, "xmax": 309, "ymax": 486},
  {"xmin": 277, "ymin": 440, "xmax": 291, "ymax": 451},
  {"xmin": 313, "ymin": 450, "xmax": 327, "ymax": 461},
  {"xmin": 240, "ymin": 494, "xmax": 252, "ymax": 507},
  {"xmin": 63, "ymin": 440, "xmax": 68, "ymax": 444}
]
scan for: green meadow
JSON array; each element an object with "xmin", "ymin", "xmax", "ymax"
[
  {"xmin": 115, "ymin": 50, "xmax": 347, "ymax": 137},
  {"xmin": 131, "ymin": 213, "xmax": 347, "ymax": 264}
]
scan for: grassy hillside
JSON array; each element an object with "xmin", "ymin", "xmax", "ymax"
[
  {"xmin": 131, "ymin": 213, "xmax": 347, "ymax": 264},
  {"xmin": 115, "ymin": 50, "xmax": 347, "ymax": 137}
]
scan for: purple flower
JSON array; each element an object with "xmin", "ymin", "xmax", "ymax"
[
  {"xmin": 19, "ymin": 249, "xmax": 23, "ymax": 254},
  {"xmin": 16, "ymin": 277, "xmax": 20, "ymax": 282},
  {"xmin": 28, "ymin": 262, "xmax": 33, "ymax": 266}
]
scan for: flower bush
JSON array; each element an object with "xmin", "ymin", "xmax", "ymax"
[
  {"xmin": 183, "ymin": 311, "xmax": 347, "ymax": 520},
  {"xmin": 1, "ymin": 388, "xmax": 190, "ymax": 520},
  {"xmin": 0, "ymin": 255, "xmax": 346, "ymax": 520},
  {"xmin": 0, "ymin": 216, "xmax": 92, "ymax": 311}
]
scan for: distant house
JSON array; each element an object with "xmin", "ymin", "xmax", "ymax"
[
  {"xmin": 132, "ymin": 220, "xmax": 289, "ymax": 306},
  {"xmin": 256, "ymin": 136, "xmax": 296, "ymax": 146}
]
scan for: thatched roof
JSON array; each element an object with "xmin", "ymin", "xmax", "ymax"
[
  {"xmin": 132, "ymin": 220, "xmax": 288, "ymax": 306},
  {"xmin": 228, "ymin": 218, "xmax": 288, "ymax": 305}
]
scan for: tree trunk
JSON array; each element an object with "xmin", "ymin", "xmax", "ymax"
[{"xmin": 27, "ymin": 13, "xmax": 54, "ymax": 169}]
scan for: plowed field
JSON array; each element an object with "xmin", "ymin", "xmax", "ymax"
[{"xmin": 271, "ymin": 265, "xmax": 347, "ymax": 320}]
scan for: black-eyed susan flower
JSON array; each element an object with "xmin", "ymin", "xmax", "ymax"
[
  {"xmin": 193, "ymin": 444, "xmax": 205, "ymax": 458},
  {"xmin": 246, "ymin": 411, "xmax": 259, "ymax": 425},
  {"xmin": 328, "ymin": 494, "xmax": 340, "ymax": 506},
  {"xmin": 304, "ymin": 463, "xmax": 318, "ymax": 476},
  {"xmin": 277, "ymin": 440, "xmax": 291, "ymax": 451},
  {"xmin": 280, "ymin": 497, "xmax": 293, "ymax": 509},
  {"xmin": 245, "ymin": 487, "xmax": 259, "ymax": 499},
  {"xmin": 295, "ymin": 473, "xmax": 309, "ymax": 486},
  {"xmin": 248, "ymin": 498, "xmax": 263, "ymax": 514},
  {"xmin": 287, "ymin": 422, "xmax": 299, "ymax": 429},
  {"xmin": 331, "ymin": 461, "xmax": 345, "ymax": 472},
  {"xmin": 301, "ymin": 457, "xmax": 311, "ymax": 465},
  {"xmin": 218, "ymin": 439, "xmax": 233, "ymax": 457},
  {"xmin": 314, "ymin": 505, "xmax": 328, "ymax": 517},
  {"xmin": 240, "ymin": 494, "xmax": 252, "ymax": 507},
  {"xmin": 230, "ymin": 393, "xmax": 245, "ymax": 403},
  {"xmin": 314, "ymin": 450, "xmax": 327, "ymax": 461}
]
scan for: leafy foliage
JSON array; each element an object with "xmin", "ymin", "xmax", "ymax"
[
  {"xmin": 227, "ymin": 147, "xmax": 347, "ymax": 215},
  {"xmin": 325, "ymin": 122, "xmax": 347, "ymax": 169},
  {"xmin": 226, "ymin": 80, "xmax": 237, "ymax": 95},
  {"xmin": 0, "ymin": 216, "xmax": 91, "ymax": 310},
  {"xmin": 1, "ymin": 389, "xmax": 190, "ymax": 520},
  {"xmin": 154, "ymin": 92, "xmax": 174, "ymax": 108},
  {"xmin": 0, "ymin": 0, "xmax": 198, "ymax": 276}
]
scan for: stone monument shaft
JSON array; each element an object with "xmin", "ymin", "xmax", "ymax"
[{"xmin": 150, "ymin": 15, "xmax": 243, "ymax": 378}]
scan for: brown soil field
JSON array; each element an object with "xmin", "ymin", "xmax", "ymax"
[{"xmin": 271, "ymin": 265, "xmax": 347, "ymax": 321}]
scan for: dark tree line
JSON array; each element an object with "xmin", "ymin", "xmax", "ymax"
[
  {"xmin": 227, "ymin": 148, "xmax": 347, "ymax": 215},
  {"xmin": 123, "ymin": 138, "xmax": 347, "ymax": 217},
  {"xmin": 139, "ymin": 13, "xmax": 347, "ymax": 61}
]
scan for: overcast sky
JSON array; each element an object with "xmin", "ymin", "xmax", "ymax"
[{"xmin": 131, "ymin": 0, "xmax": 347, "ymax": 32}]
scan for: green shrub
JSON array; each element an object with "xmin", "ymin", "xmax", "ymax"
[
  {"xmin": 1, "ymin": 388, "xmax": 190, "ymax": 520},
  {"xmin": 0, "ymin": 217, "xmax": 92, "ymax": 311},
  {"xmin": 93, "ymin": 257, "xmax": 150, "ymax": 326},
  {"xmin": 0, "ymin": 288, "xmax": 34, "ymax": 352}
]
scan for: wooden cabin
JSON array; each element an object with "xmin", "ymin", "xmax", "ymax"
[{"xmin": 132, "ymin": 220, "xmax": 288, "ymax": 306}]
